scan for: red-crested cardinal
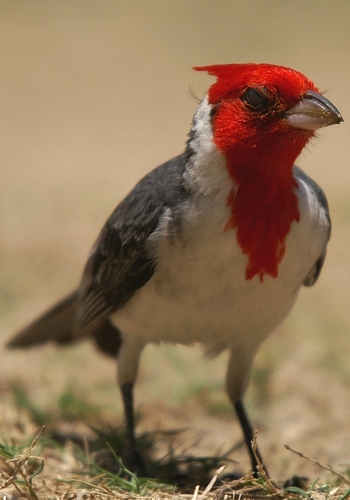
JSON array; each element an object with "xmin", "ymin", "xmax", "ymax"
[{"xmin": 8, "ymin": 63, "xmax": 343, "ymax": 476}]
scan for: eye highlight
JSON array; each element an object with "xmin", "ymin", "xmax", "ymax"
[{"xmin": 241, "ymin": 87, "xmax": 271, "ymax": 112}]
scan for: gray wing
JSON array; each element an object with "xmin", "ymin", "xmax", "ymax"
[
  {"xmin": 293, "ymin": 165, "xmax": 331, "ymax": 287},
  {"xmin": 75, "ymin": 153, "xmax": 189, "ymax": 333}
]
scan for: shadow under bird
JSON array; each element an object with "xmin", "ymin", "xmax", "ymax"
[{"xmin": 8, "ymin": 63, "xmax": 343, "ymax": 476}]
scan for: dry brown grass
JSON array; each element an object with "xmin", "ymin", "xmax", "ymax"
[{"xmin": 1, "ymin": 422, "xmax": 349, "ymax": 499}]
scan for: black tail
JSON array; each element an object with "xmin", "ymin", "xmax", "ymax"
[
  {"xmin": 8, "ymin": 292, "xmax": 78, "ymax": 347},
  {"xmin": 7, "ymin": 290, "xmax": 122, "ymax": 357}
]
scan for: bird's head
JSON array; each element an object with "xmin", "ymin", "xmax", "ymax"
[
  {"xmin": 193, "ymin": 63, "xmax": 343, "ymax": 281},
  {"xmin": 194, "ymin": 63, "xmax": 342, "ymax": 179}
]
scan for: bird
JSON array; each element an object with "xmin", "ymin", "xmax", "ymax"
[{"xmin": 8, "ymin": 63, "xmax": 343, "ymax": 476}]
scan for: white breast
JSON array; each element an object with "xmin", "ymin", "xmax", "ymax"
[{"xmin": 111, "ymin": 164, "xmax": 328, "ymax": 357}]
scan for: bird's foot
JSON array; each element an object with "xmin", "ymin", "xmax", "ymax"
[
  {"xmin": 124, "ymin": 446, "xmax": 149, "ymax": 477},
  {"xmin": 283, "ymin": 475, "xmax": 310, "ymax": 490}
]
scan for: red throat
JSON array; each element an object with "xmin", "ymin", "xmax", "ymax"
[
  {"xmin": 221, "ymin": 131, "xmax": 310, "ymax": 281},
  {"xmin": 224, "ymin": 153, "xmax": 301, "ymax": 282}
]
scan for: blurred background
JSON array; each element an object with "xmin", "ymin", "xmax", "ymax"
[{"xmin": 0, "ymin": 0, "xmax": 349, "ymax": 481}]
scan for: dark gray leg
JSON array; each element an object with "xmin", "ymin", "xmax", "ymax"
[
  {"xmin": 234, "ymin": 399, "xmax": 268, "ymax": 477},
  {"xmin": 120, "ymin": 382, "xmax": 147, "ymax": 476}
]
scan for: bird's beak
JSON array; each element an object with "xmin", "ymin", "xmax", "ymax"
[{"xmin": 286, "ymin": 90, "xmax": 343, "ymax": 131}]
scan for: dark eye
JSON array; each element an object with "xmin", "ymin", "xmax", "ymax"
[{"xmin": 241, "ymin": 87, "xmax": 270, "ymax": 111}]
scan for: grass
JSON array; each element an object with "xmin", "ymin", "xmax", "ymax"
[
  {"xmin": 1, "ymin": 384, "xmax": 350, "ymax": 499},
  {"xmin": 11, "ymin": 382, "xmax": 106, "ymax": 427},
  {"xmin": 1, "ymin": 423, "xmax": 349, "ymax": 499}
]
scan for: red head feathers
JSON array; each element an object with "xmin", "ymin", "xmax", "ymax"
[{"xmin": 194, "ymin": 63, "xmax": 318, "ymax": 105}]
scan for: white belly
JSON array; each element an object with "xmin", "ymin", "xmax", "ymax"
[{"xmin": 112, "ymin": 177, "xmax": 326, "ymax": 355}]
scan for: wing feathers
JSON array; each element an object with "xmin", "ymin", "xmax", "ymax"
[{"xmin": 75, "ymin": 153, "xmax": 189, "ymax": 334}]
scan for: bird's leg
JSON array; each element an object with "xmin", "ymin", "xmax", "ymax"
[
  {"xmin": 120, "ymin": 382, "xmax": 147, "ymax": 476},
  {"xmin": 117, "ymin": 337, "xmax": 146, "ymax": 475},
  {"xmin": 225, "ymin": 348, "xmax": 268, "ymax": 477},
  {"xmin": 234, "ymin": 398, "xmax": 268, "ymax": 478}
]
